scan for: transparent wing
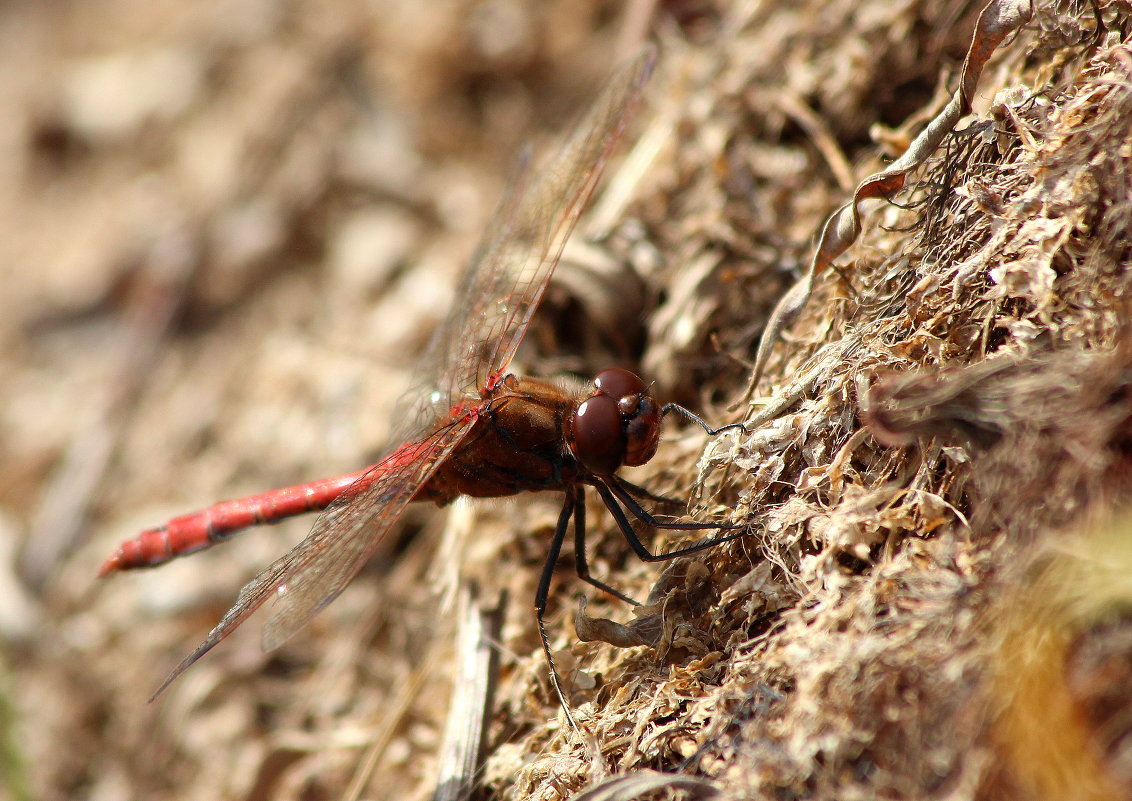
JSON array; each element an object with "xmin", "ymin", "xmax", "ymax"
[
  {"xmin": 421, "ymin": 47, "xmax": 656, "ymax": 417},
  {"xmin": 259, "ymin": 47, "xmax": 655, "ymax": 652},
  {"xmin": 152, "ymin": 420, "xmax": 471, "ymax": 696},
  {"xmin": 158, "ymin": 48, "xmax": 655, "ymax": 690}
]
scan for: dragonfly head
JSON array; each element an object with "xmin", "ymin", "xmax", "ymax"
[{"xmin": 567, "ymin": 368, "xmax": 661, "ymax": 475}]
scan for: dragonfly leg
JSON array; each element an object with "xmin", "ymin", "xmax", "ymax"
[
  {"xmin": 660, "ymin": 403, "xmax": 747, "ymax": 437},
  {"xmin": 536, "ymin": 487, "xmax": 580, "ymax": 732},
  {"xmin": 537, "ymin": 478, "xmax": 744, "ymax": 726},
  {"xmin": 571, "ymin": 488, "xmax": 639, "ymax": 606},
  {"xmin": 614, "ymin": 476, "xmax": 683, "ymax": 507},
  {"xmin": 592, "ymin": 478, "xmax": 745, "ymax": 563}
]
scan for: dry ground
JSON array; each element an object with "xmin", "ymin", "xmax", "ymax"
[{"xmin": 2, "ymin": 1, "xmax": 1130, "ymax": 800}]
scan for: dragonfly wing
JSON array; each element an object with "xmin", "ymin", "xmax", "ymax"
[
  {"xmin": 154, "ymin": 49, "xmax": 654, "ymax": 697},
  {"xmin": 423, "ymin": 48, "xmax": 655, "ymax": 411},
  {"xmin": 152, "ymin": 420, "xmax": 472, "ymax": 697},
  {"xmin": 390, "ymin": 147, "xmax": 536, "ymax": 437}
]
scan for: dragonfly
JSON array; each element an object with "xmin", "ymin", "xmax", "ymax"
[{"xmin": 101, "ymin": 47, "xmax": 744, "ymax": 711}]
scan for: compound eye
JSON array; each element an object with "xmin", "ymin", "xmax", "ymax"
[
  {"xmin": 571, "ymin": 394, "xmax": 626, "ymax": 475},
  {"xmin": 594, "ymin": 368, "xmax": 646, "ymax": 399},
  {"xmin": 623, "ymin": 396, "xmax": 661, "ymax": 466}
]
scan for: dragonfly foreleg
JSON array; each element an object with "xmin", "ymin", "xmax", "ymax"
[{"xmin": 659, "ymin": 404, "xmax": 747, "ymax": 437}]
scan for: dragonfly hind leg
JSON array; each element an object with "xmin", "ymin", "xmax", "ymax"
[
  {"xmin": 534, "ymin": 486, "xmax": 582, "ymax": 729},
  {"xmin": 532, "ymin": 478, "xmax": 745, "ymax": 725}
]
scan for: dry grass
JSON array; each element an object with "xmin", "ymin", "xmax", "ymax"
[{"xmin": 2, "ymin": 1, "xmax": 1131, "ymax": 799}]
